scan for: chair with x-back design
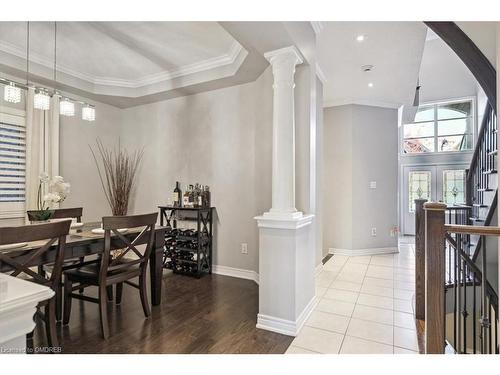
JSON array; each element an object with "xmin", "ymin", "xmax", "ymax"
[
  {"xmin": 62, "ymin": 212, "xmax": 158, "ymax": 339},
  {"xmin": 0, "ymin": 220, "xmax": 71, "ymax": 348}
]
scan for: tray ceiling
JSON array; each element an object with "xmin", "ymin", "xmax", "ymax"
[{"xmin": 0, "ymin": 22, "xmax": 248, "ymax": 106}]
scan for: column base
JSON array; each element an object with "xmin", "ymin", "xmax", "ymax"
[
  {"xmin": 255, "ymin": 212, "xmax": 313, "ymax": 229},
  {"xmin": 256, "ymin": 295, "xmax": 317, "ymax": 336},
  {"xmin": 255, "ymin": 212, "xmax": 315, "ymax": 337}
]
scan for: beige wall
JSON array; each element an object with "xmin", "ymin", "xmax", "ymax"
[
  {"xmin": 323, "ymin": 105, "xmax": 353, "ymax": 250},
  {"xmin": 323, "ymin": 104, "xmax": 399, "ymax": 253},
  {"xmin": 116, "ymin": 68, "xmax": 274, "ymax": 273},
  {"xmin": 59, "ymin": 101, "xmax": 124, "ymax": 222}
]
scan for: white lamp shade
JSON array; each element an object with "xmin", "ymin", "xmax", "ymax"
[
  {"xmin": 82, "ymin": 106, "xmax": 95, "ymax": 121},
  {"xmin": 60, "ymin": 99, "xmax": 75, "ymax": 117},
  {"xmin": 4, "ymin": 83, "xmax": 22, "ymax": 104},
  {"xmin": 34, "ymin": 91, "xmax": 50, "ymax": 110}
]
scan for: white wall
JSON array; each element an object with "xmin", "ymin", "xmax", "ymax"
[
  {"xmin": 116, "ymin": 68, "xmax": 273, "ymax": 273},
  {"xmin": 315, "ymin": 77, "xmax": 324, "ymax": 263},
  {"xmin": 323, "ymin": 104, "xmax": 398, "ymax": 253},
  {"xmin": 419, "ymin": 37, "xmax": 478, "ymax": 104},
  {"xmin": 59, "ymin": 101, "xmax": 123, "ymax": 222},
  {"xmin": 323, "ymin": 105, "xmax": 353, "ymax": 251}
]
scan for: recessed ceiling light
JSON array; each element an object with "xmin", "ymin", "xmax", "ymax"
[
  {"xmin": 356, "ymin": 35, "xmax": 365, "ymax": 42},
  {"xmin": 368, "ymin": 83, "xmax": 374, "ymax": 88}
]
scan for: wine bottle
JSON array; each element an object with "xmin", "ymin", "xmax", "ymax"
[
  {"xmin": 188, "ymin": 184, "xmax": 195, "ymax": 207},
  {"xmin": 196, "ymin": 183, "xmax": 202, "ymax": 207},
  {"xmin": 172, "ymin": 181, "xmax": 182, "ymax": 207},
  {"xmin": 183, "ymin": 186, "xmax": 191, "ymax": 207},
  {"xmin": 203, "ymin": 186, "xmax": 211, "ymax": 208}
]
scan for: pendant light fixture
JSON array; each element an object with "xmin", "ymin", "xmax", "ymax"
[
  {"xmin": 60, "ymin": 98, "xmax": 75, "ymax": 117},
  {"xmin": 82, "ymin": 104, "xmax": 95, "ymax": 121},
  {"xmin": 413, "ymin": 79, "xmax": 421, "ymax": 107},
  {"xmin": 34, "ymin": 88, "xmax": 51, "ymax": 110},
  {"xmin": 34, "ymin": 22, "xmax": 54, "ymax": 111},
  {"xmin": 2, "ymin": 23, "xmax": 26, "ymax": 104},
  {"xmin": 4, "ymin": 82, "xmax": 22, "ymax": 103}
]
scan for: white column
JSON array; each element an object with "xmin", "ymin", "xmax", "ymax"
[
  {"xmin": 264, "ymin": 46, "xmax": 303, "ymax": 219},
  {"xmin": 255, "ymin": 46, "xmax": 315, "ymax": 336},
  {"xmin": 0, "ymin": 274, "xmax": 54, "ymax": 354}
]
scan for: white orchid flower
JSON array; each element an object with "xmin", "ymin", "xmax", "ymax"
[{"xmin": 39, "ymin": 172, "xmax": 49, "ymax": 183}]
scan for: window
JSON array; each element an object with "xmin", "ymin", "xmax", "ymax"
[
  {"xmin": 403, "ymin": 99, "xmax": 474, "ymax": 154},
  {"xmin": 443, "ymin": 170, "xmax": 466, "ymax": 205},
  {"xmin": 409, "ymin": 171, "xmax": 431, "ymax": 212},
  {"xmin": 0, "ymin": 111, "xmax": 26, "ymax": 218}
]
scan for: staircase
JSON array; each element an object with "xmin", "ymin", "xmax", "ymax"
[
  {"xmin": 466, "ymin": 102, "xmax": 498, "ymax": 262},
  {"xmin": 415, "ymin": 22, "xmax": 499, "ymax": 354}
]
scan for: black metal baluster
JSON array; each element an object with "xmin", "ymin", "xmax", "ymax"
[
  {"xmin": 480, "ymin": 238, "xmax": 490, "ymax": 354},
  {"xmin": 462, "ymin": 251, "xmax": 468, "ymax": 353},
  {"xmin": 496, "ymin": 307, "xmax": 498, "ymax": 354},
  {"xmin": 457, "ymin": 239, "xmax": 462, "ymax": 353},
  {"xmin": 473, "ymin": 271, "xmax": 477, "ymax": 354},
  {"xmin": 448, "ymin": 240, "xmax": 452, "ymax": 285},
  {"xmin": 454, "ymin": 239, "xmax": 458, "ymax": 350},
  {"xmin": 489, "ymin": 301, "xmax": 492, "ymax": 354}
]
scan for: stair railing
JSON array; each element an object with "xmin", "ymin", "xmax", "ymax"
[
  {"xmin": 466, "ymin": 102, "xmax": 497, "ymax": 224},
  {"xmin": 421, "ymin": 201, "xmax": 499, "ymax": 354}
]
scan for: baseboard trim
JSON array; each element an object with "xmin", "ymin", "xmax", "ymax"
[
  {"xmin": 256, "ymin": 295, "xmax": 318, "ymax": 337},
  {"xmin": 212, "ymin": 265, "xmax": 259, "ymax": 285},
  {"xmin": 315, "ymin": 263, "xmax": 323, "ymax": 277},
  {"xmin": 328, "ymin": 247, "xmax": 399, "ymax": 256}
]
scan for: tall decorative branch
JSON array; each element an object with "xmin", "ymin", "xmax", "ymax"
[{"xmin": 89, "ymin": 138, "xmax": 144, "ymax": 216}]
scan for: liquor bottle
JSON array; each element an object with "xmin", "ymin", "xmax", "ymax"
[
  {"xmin": 195, "ymin": 183, "xmax": 202, "ymax": 207},
  {"xmin": 202, "ymin": 186, "xmax": 211, "ymax": 208},
  {"xmin": 183, "ymin": 186, "xmax": 191, "ymax": 207},
  {"xmin": 188, "ymin": 184, "xmax": 195, "ymax": 207},
  {"xmin": 172, "ymin": 181, "xmax": 182, "ymax": 207}
]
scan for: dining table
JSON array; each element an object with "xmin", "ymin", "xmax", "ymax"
[{"xmin": 0, "ymin": 222, "xmax": 167, "ymax": 306}]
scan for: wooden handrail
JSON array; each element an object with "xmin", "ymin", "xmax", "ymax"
[{"xmin": 445, "ymin": 224, "xmax": 500, "ymax": 236}]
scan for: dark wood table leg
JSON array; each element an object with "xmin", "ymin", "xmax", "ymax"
[{"xmin": 150, "ymin": 228, "xmax": 165, "ymax": 306}]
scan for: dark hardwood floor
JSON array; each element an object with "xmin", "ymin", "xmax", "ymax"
[{"xmin": 32, "ymin": 271, "xmax": 293, "ymax": 354}]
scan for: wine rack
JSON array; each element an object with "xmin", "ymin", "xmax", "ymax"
[{"xmin": 158, "ymin": 206, "xmax": 213, "ymax": 278}]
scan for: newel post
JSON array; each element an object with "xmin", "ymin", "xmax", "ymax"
[
  {"xmin": 414, "ymin": 199, "xmax": 427, "ymax": 321},
  {"xmin": 424, "ymin": 202, "xmax": 447, "ymax": 354}
]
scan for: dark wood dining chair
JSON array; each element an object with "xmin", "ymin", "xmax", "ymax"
[
  {"xmin": 0, "ymin": 220, "xmax": 71, "ymax": 348},
  {"xmin": 62, "ymin": 212, "xmax": 158, "ymax": 339},
  {"xmin": 29, "ymin": 207, "xmax": 85, "ymax": 321}
]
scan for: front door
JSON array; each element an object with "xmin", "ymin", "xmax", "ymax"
[{"xmin": 402, "ymin": 164, "xmax": 468, "ymax": 235}]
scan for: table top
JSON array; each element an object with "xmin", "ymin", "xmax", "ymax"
[
  {"xmin": 158, "ymin": 206, "xmax": 214, "ymax": 211},
  {"xmin": 0, "ymin": 222, "xmax": 167, "ymax": 254}
]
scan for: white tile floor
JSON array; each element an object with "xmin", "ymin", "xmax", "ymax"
[{"xmin": 286, "ymin": 237, "xmax": 420, "ymax": 354}]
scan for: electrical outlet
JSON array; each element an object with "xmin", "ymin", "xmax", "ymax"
[
  {"xmin": 371, "ymin": 227, "xmax": 377, "ymax": 237},
  {"xmin": 241, "ymin": 243, "xmax": 248, "ymax": 254}
]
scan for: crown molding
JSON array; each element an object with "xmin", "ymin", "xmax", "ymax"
[
  {"xmin": 0, "ymin": 40, "xmax": 246, "ymax": 90},
  {"xmin": 310, "ymin": 22, "xmax": 325, "ymax": 36},
  {"xmin": 315, "ymin": 63, "xmax": 327, "ymax": 85},
  {"xmin": 323, "ymin": 98, "xmax": 402, "ymax": 109},
  {"xmin": 264, "ymin": 46, "xmax": 304, "ymax": 65}
]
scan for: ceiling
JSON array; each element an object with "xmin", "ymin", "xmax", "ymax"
[
  {"xmin": 317, "ymin": 22, "xmax": 428, "ymax": 109},
  {"xmin": 419, "ymin": 36, "xmax": 478, "ymax": 104},
  {"xmin": 0, "ymin": 22, "xmax": 248, "ymax": 107}
]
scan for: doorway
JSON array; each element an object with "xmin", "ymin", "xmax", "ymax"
[{"xmin": 402, "ymin": 164, "xmax": 468, "ymax": 235}]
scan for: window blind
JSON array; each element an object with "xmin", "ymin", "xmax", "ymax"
[{"xmin": 0, "ymin": 117, "xmax": 26, "ymax": 205}]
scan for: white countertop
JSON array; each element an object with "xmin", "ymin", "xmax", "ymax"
[{"xmin": 0, "ymin": 274, "xmax": 54, "ymax": 313}]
